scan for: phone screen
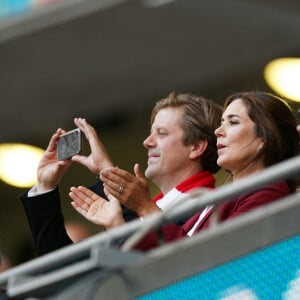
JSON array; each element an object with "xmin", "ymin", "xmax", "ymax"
[{"xmin": 57, "ymin": 128, "xmax": 82, "ymax": 160}]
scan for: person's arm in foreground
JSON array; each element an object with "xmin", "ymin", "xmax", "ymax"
[
  {"xmin": 21, "ymin": 118, "xmax": 116, "ymax": 256},
  {"xmin": 20, "ymin": 129, "xmax": 73, "ymax": 255}
]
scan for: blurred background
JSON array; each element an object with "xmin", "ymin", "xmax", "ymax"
[{"xmin": 0, "ymin": 0, "xmax": 300, "ymax": 269}]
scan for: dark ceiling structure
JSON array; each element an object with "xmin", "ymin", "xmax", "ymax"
[{"xmin": 0, "ymin": 0, "xmax": 300, "ymax": 265}]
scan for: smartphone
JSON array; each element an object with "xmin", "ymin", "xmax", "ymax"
[{"xmin": 57, "ymin": 128, "xmax": 82, "ymax": 160}]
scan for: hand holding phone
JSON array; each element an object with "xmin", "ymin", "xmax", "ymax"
[{"xmin": 57, "ymin": 128, "xmax": 82, "ymax": 161}]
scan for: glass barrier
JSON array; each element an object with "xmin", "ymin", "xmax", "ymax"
[{"xmin": 137, "ymin": 234, "xmax": 300, "ymax": 300}]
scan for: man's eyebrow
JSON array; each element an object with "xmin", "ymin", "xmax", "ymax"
[{"xmin": 150, "ymin": 126, "xmax": 166, "ymax": 132}]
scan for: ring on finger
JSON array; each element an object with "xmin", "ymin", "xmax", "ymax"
[{"xmin": 118, "ymin": 185, "xmax": 124, "ymax": 194}]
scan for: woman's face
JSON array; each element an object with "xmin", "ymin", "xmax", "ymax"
[{"xmin": 215, "ymin": 99, "xmax": 264, "ymax": 177}]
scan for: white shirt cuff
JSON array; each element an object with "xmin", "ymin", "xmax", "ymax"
[{"xmin": 28, "ymin": 185, "xmax": 55, "ymax": 197}]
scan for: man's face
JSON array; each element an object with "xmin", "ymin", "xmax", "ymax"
[{"xmin": 143, "ymin": 107, "xmax": 194, "ymax": 189}]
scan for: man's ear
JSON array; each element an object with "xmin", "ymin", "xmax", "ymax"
[{"xmin": 189, "ymin": 140, "xmax": 208, "ymax": 159}]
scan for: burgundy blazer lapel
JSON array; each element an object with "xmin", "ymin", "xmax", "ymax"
[
  {"xmin": 194, "ymin": 207, "xmax": 215, "ymax": 232},
  {"xmin": 182, "ymin": 207, "xmax": 215, "ymax": 234},
  {"xmin": 182, "ymin": 212, "xmax": 202, "ymax": 232}
]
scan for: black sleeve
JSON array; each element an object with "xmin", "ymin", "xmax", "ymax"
[{"xmin": 20, "ymin": 187, "xmax": 72, "ymax": 256}]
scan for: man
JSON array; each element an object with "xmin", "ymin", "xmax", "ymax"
[{"xmin": 20, "ymin": 91, "xmax": 222, "ymax": 256}]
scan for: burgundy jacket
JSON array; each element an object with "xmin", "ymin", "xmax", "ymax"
[{"xmin": 134, "ymin": 181, "xmax": 291, "ymax": 251}]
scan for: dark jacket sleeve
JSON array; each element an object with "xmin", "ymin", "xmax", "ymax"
[{"xmin": 20, "ymin": 187, "xmax": 72, "ymax": 256}]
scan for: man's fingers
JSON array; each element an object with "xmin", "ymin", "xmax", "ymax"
[{"xmin": 101, "ymin": 168, "xmax": 133, "ymax": 185}]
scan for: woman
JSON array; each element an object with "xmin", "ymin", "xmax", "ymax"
[{"xmin": 69, "ymin": 91, "xmax": 299, "ymax": 250}]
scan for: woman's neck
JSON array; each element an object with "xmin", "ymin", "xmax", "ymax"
[{"xmin": 231, "ymin": 161, "xmax": 265, "ymax": 181}]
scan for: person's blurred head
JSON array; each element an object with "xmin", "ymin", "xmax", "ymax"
[
  {"xmin": 215, "ymin": 91, "xmax": 299, "ymax": 184},
  {"xmin": 143, "ymin": 91, "xmax": 222, "ymax": 192}
]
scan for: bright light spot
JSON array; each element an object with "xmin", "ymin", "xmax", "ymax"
[
  {"xmin": 264, "ymin": 57, "xmax": 300, "ymax": 102},
  {"xmin": 0, "ymin": 144, "xmax": 44, "ymax": 188}
]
